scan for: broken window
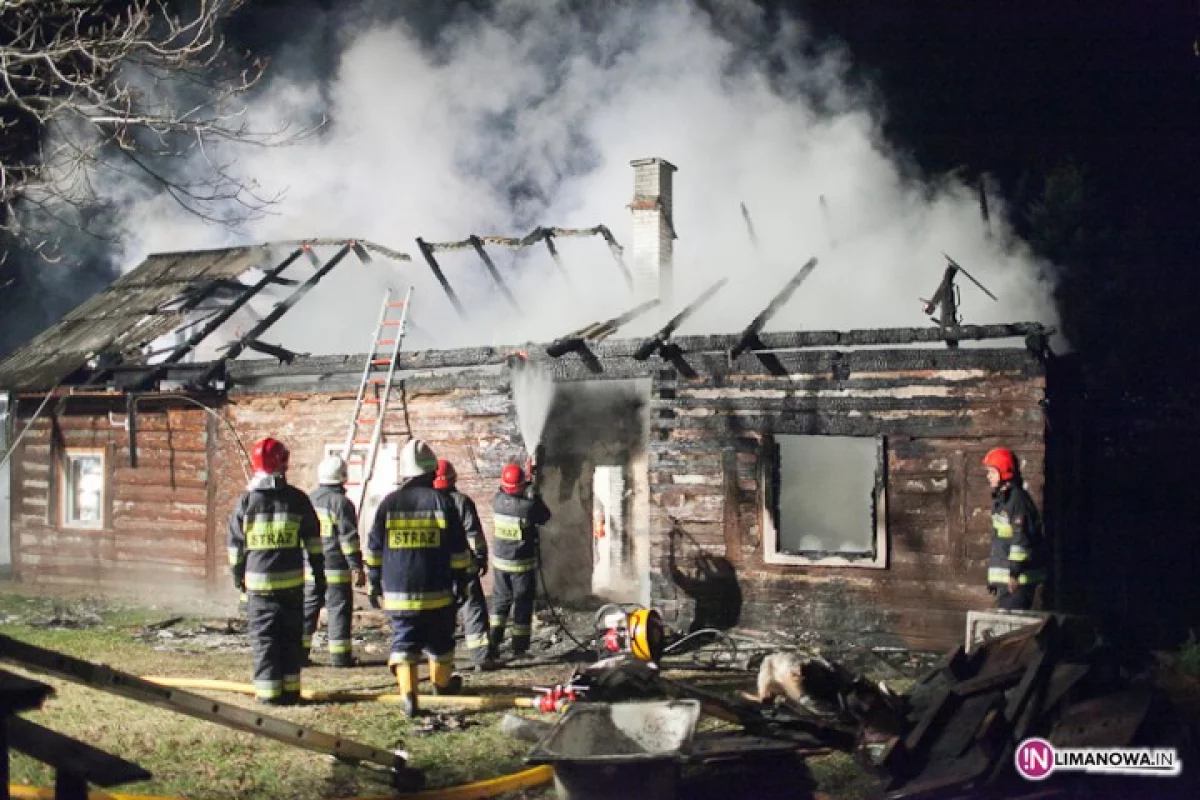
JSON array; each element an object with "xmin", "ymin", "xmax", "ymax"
[
  {"xmin": 62, "ymin": 450, "xmax": 105, "ymax": 529},
  {"xmin": 762, "ymin": 434, "xmax": 886, "ymax": 567}
]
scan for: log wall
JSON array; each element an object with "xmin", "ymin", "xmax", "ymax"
[{"xmin": 8, "ymin": 398, "xmax": 212, "ymax": 592}]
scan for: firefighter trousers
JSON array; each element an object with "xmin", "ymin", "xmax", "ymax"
[
  {"xmin": 302, "ymin": 581, "xmax": 354, "ymax": 664},
  {"xmin": 489, "ymin": 569, "xmax": 536, "ymax": 654},
  {"xmin": 387, "ymin": 606, "xmax": 457, "ymax": 668},
  {"xmin": 996, "ymin": 583, "xmax": 1037, "ymax": 611},
  {"xmin": 247, "ymin": 588, "xmax": 304, "ymax": 703},
  {"xmin": 459, "ymin": 573, "xmax": 492, "ymax": 663}
]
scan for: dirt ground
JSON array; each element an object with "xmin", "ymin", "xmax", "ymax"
[
  {"xmin": 5, "ymin": 581, "xmax": 1196, "ymax": 800},
  {"xmin": 0, "ymin": 582, "xmax": 920, "ymax": 799}
]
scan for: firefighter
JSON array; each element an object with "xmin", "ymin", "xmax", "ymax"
[
  {"xmin": 302, "ymin": 455, "xmax": 365, "ymax": 667},
  {"xmin": 982, "ymin": 447, "xmax": 1046, "ymax": 611},
  {"xmin": 434, "ymin": 459, "xmax": 499, "ymax": 671},
  {"xmin": 228, "ymin": 437, "xmax": 324, "ymax": 705},
  {"xmin": 366, "ymin": 439, "xmax": 473, "ymax": 717},
  {"xmin": 489, "ymin": 462, "xmax": 552, "ymax": 660}
]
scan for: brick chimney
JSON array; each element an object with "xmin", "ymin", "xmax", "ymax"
[{"xmin": 629, "ymin": 157, "xmax": 677, "ymax": 310}]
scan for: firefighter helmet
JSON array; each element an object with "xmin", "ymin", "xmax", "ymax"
[
  {"xmin": 982, "ymin": 448, "xmax": 1017, "ymax": 482},
  {"xmin": 501, "ymin": 463, "xmax": 526, "ymax": 495},
  {"xmin": 251, "ymin": 437, "xmax": 289, "ymax": 475},
  {"xmin": 398, "ymin": 438, "xmax": 438, "ymax": 478},
  {"xmin": 318, "ymin": 455, "xmax": 348, "ymax": 485},
  {"xmin": 433, "ymin": 459, "xmax": 457, "ymax": 491}
]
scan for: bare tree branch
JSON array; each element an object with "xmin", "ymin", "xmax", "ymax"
[{"xmin": 0, "ymin": 0, "xmax": 314, "ymax": 258}]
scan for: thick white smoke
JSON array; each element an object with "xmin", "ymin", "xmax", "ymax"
[{"xmin": 106, "ymin": 0, "xmax": 1059, "ymax": 356}]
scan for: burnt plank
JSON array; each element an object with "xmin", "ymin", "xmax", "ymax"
[{"xmin": 7, "ymin": 716, "xmax": 152, "ymax": 787}]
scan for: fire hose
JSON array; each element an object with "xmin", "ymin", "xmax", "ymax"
[{"xmin": 7, "ymin": 764, "xmax": 553, "ymax": 800}]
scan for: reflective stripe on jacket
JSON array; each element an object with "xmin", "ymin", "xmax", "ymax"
[
  {"xmin": 228, "ymin": 473, "xmax": 323, "ymax": 593},
  {"xmin": 490, "ymin": 490, "xmax": 552, "ymax": 573},
  {"xmin": 987, "ymin": 482, "xmax": 1046, "ymax": 587},
  {"xmin": 306, "ymin": 485, "xmax": 362, "ymax": 585},
  {"xmin": 366, "ymin": 474, "xmax": 471, "ymax": 613}
]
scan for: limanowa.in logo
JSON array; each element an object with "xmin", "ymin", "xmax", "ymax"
[{"xmin": 1016, "ymin": 738, "xmax": 1182, "ymax": 780}]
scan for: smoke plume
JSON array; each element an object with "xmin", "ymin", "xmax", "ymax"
[{"xmin": 90, "ymin": 0, "xmax": 1059, "ymax": 355}]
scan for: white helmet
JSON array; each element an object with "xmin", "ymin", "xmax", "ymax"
[
  {"xmin": 398, "ymin": 438, "xmax": 437, "ymax": 479},
  {"xmin": 318, "ymin": 455, "xmax": 348, "ymax": 485}
]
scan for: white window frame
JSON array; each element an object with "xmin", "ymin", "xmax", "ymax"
[
  {"xmin": 60, "ymin": 448, "xmax": 106, "ymax": 530},
  {"xmin": 761, "ymin": 434, "xmax": 888, "ymax": 568}
]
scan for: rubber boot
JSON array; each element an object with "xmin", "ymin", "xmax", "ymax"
[
  {"xmin": 393, "ymin": 663, "xmax": 420, "ymax": 717},
  {"xmin": 429, "ymin": 658, "xmax": 463, "ymax": 696}
]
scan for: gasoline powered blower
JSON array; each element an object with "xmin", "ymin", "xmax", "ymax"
[{"xmin": 593, "ymin": 605, "xmax": 666, "ymax": 664}]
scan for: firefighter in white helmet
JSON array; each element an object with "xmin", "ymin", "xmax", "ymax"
[
  {"xmin": 365, "ymin": 439, "xmax": 472, "ymax": 716},
  {"xmin": 302, "ymin": 455, "xmax": 365, "ymax": 667}
]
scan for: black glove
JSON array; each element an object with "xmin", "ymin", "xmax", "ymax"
[
  {"xmin": 475, "ymin": 554, "xmax": 489, "ymax": 577},
  {"xmin": 987, "ymin": 585, "xmax": 998, "ymax": 596},
  {"xmin": 368, "ymin": 583, "xmax": 382, "ymax": 610},
  {"xmin": 453, "ymin": 579, "xmax": 469, "ymax": 608}
]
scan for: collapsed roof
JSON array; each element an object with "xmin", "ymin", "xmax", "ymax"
[{"xmin": 0, "ymin": 240, "xmax": 408, "ymax": 393}]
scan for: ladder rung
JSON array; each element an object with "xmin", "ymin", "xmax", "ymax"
[
  {"xmin": 387, "ymin": 301, "xmax": 407, "ymax": 308},
  {"xmin": 380, "ymin": 320, "xmax": 404, "ymax": 326},
  {"xmin": 355, "ymin": 418, "xmax": 377, "ymax": 425},
  {"xmin": 377, "ymin": 339, "xmax": 396, "ymax": 346},
  {"xmin": 371, "ymin": 359, "xmax": 391, "ymax": 366},
  {"xmin": 345, "ymin": 480, "xmax": 362, "ymax": 486},
  {"xmin": 352, "ymin": 439, "xmax": 372, "ymax": 445},
  {"xmin": 362, "ymin": 398, "xmax": 381, "ymax": 404},
  {"xmin": 368, "ymin": 378, "xmax": 388, "ymax": 384}
]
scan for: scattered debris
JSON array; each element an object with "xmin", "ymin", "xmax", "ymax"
[
  {"xmin": 410, "ymin": 713, "xmax": 478, "ymax": 736},
  {"xmin": 869, "ymin": 614, "xmax": 1197, "ymax": 798}
]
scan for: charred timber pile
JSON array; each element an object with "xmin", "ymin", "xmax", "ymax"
[{"xmin": 870, "ymin": 615, "xmax": 1196, "ymax": 798}]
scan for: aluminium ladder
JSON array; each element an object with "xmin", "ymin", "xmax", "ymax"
[{"xmin": 341, "ymin": 285, "xmax": 414, "ymax": 512}]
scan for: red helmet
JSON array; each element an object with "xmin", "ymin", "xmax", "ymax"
[
  {"xmin": 501, "ymin": 463, "xmax": 526, "ymax": 495},
  {"xmin": 251, "ymin": 437, "xmax": 289, "ymax": 475},
  {"xmin": 433, "ymin": 459, "xmax": 457, "ymax": 491},
  {"xmin": 982, "ymin": 448, "xmax": 1016, "ymax": 482}
]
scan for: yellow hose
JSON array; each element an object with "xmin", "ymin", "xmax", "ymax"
[
  {"xmin": 5, "ymin": 677, "xmax": 554, "ymax": 799},
  {"xmin": 140, "ymin": 677, "xmax": 536, "ymax": 710},
  {"xmin": 7, "ymin": 766, "xmax": 554, "ymax": 800}
]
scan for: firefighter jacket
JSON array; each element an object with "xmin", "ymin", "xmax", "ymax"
[
  {"xmin": 987, "ymin": 482, "xmax": 1046, "ymax": 587},
  {"xmin": 365, "ymin": 473, "xmax": 472, "ymax": 614},
  {"xmin": 228, "ymin": 473, "xmax": 324, "ymax": 594},
  {"xmin": 443, "ymin": 489, "xmax": 487, "ymax": 568},
  {"xmin": 307, "ymin": 485, "xmax": 363, "ymax": 585},
  {"xmin": 490, "ymin": 490, "xmax": 552, "ymax": 574}
]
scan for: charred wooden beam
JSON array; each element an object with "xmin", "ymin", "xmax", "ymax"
[
  {"xmin": 126, "ymin": 392, "xmax": 138, "ymax": 468},
  {"xmin": 192, "ymin": 244, "xmax": 355, "ymax": 388},
  {"xmin": 730, "ymin": 257, "xmax": 819, "ymax": 359},
  {"xmin": 468, "ymin": 235, "xmax": 521, "ymax": 312},
  {"xmin": 541, "ymin": 230, "xmax": 573, "ymax": 288},
  {"xmin": 546, "ymin": 299, "xmax": 661, "ymax": 358},
  {"xmin": 131, "ymin": 247, "xmax": 306, "ymax": 391},
  {"xmin": 921, "ymin": 255, "xmax": 998, "ymax": 348},
  {"xmin": 415, "ymin": 238, "xmax": 467, "ymax": 319},
  {"xmin": 633, "ymin": 277, "xmax": 728, "ymax": 361},
  {"xmin": 242, "ymin": 339, "xmax": 303, "ymax": 363}
]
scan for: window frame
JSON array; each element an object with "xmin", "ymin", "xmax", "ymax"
[
  {"xmin": 760, "ymin": 433, "xmax": 888, "ymax": 569},
  {"xmin": 59, "ymin": 447, "xmax": 108, "ymax": 531}
]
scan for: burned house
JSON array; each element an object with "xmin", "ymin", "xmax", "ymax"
[{"xmin": 0, "ymin": 158, "xmax": 1065, "ymax": 651}]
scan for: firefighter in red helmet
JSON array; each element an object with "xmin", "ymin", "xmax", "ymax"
[
  {"xmin": 228, "ymin": 437, "xmax": 324, "ymax": 704},
  {"xmin": 982, "ymin": 447, "xmax": 1046, "ymax": 611},
  {"xmin": 489, "ymin": 462, "xmax": 551, "ymax": 660},
  {"xmin": 434, "ymin": 459, "xmax": 498, "ymax": 670}
]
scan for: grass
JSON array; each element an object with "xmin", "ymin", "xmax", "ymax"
[
  {"xmin": 0, "ymin": 586, "xmax": 886, "ymax": 799},
  {"xmin": 0, "ymin": 588, "xmax": 537, "ymax": 800},
  {"xmin": 1176, "ymin": 630, "xmax": 1200, "ymax": 678}
]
